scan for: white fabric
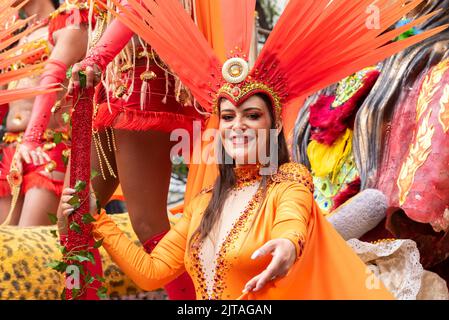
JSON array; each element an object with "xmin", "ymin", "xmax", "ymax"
[{"xmin": 347, "ymin": 238, "xmax": 449, "ymax": 300}]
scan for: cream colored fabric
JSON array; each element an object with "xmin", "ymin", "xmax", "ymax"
[
  {"xmin": 200, "ymin": 182, "xmax": 260, "ymax": 298},
  {"xmin": 347, "ymin": 239, "xmax": 449, "ymax": 300}
]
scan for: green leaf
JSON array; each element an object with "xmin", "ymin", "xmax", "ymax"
[
  {"xmin": 68, "ymin": 254, "xmax": 90, "ymax": 263},
  {"xmin": 85, "ymin": 274, "xmax": 95, "ymax": 285},
  {"xmin": 47, "ymin": 213, "xmax": 58, "ymax": 224},
  {"xmin": 53, "ymin": 132, "xmax": 62, "ymax": 144},
  {"xmin": 74, "ymin": 180, "xmax": 87, "ymax": 193},
  {"xmin": 69, "ymin": 221, "xmax": 81, "ymax": 234},
  {"xmin": 93, "ymin": 238, "xmax": 103, "ymax": 249},
  {"xmin": 95, "ymin": 275, "xmax": 106, "ymax": 283},
  {"xmin": 56, "ymin": 244, "xmax": 67, "ymax": 254},
  {"xmin": 62, "ymin": 154, "xmax": 69, "ymax": 166},
  {"xmin": 82, "ymin": 213, "xmax": 95, "ymax": 224},
  {"xmin": 86, "ymin": 251, "xmax": 95, "ymax": 264},
  {"xmin": 46, "ymin": 260, "xmax": 68, "ymax": 273},
  {"xmin": 71, "ymin": 288, "xmax": 80, "ymax": 299},
  {"xmin": 96, "ymin": 198, "xmax": 101, "ymax": 215},
  {"xmin": 66, "ymin": 67, "xmax": 73, "ymax": 80},
  {"xmin": 79, "ymin": 71, "xmax": 87, "ymax": 88},
  {"xmin": 68, "ymin": 195, "xmax": 80, "ymax": 210},
  {"xmin": 60, "ymin": 288, "xmax": 67, "ymax": 300},
  {"xmin": 50, "ymin": 229, "xmax": 58, "ymax": 238},
  {"xmin": 90, "ymin": 169, "xmax": 99, "ymax": 180},
  {"xmin": 62, "ymin": 112, "xmax": 70, "ymax": 124},
  {"xmin": 96, "ymin": 286, "xmax": 108, "ymax": 299}
]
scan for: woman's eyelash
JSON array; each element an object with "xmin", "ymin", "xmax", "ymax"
[
  {"xmin": 221, "ymin": 114, "xmax": 234, "ymax": 120},
  {"xmin": 247, "ymin": 113, "xmax": 261, "ymax": 119}
]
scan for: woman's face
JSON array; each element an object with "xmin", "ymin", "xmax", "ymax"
[{"xmin": 219, "ymin": 95, "xmax": 273, "ymax": 165}]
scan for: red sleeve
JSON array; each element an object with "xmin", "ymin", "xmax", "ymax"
[{"xmin": 23, "ymin": 59, "xmax": 67, "ymax": 145}]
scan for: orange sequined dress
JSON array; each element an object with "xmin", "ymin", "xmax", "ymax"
[{"xmin": 92, "ymin": 162, "xmax": 394, "ymax": 300}]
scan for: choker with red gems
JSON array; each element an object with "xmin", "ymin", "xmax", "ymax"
[{"xmin": 233, "ymin": 165, "xmax": 262, "ymax": 190}]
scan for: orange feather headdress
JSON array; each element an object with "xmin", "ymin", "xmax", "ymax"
[
  {"xmin": 109, "ymin": 0, "xmax": 445, "ymax": 125},
  {"xmin": 0, "ymin": 0, "xmax": 59, "ymax": 105}
]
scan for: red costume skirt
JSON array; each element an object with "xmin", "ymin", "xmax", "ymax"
[
  {"xmin": 93, "ymin": 64, "xmax": 203, "ymax": 134},
  {"xmin": 0, "ymin": 131, "xmax": 70, "ymax": 197}
]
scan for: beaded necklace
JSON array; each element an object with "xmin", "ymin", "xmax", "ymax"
[{"xmin": 233, "ymin": 165, "xmax": 262, "ymax": 191}]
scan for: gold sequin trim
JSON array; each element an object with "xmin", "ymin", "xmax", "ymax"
[
  {"xmin": 214, "ymin": 81, "xmax": 282, "ymax": 123},
  {"xmin": 189, "ymin": 185, "xmax": 266, "ymax": 300},
  {"xmin": 271, "ymin": 162, "xmax": 314, "ymax": 193}
]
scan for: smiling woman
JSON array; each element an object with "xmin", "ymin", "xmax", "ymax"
[{"xmin": 57, "ymin": 0, "xmax": 444, "ymax": 300}]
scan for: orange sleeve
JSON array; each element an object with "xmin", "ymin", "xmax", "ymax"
[
  {"xmin": 271, "ymin": 182, "xmax": 312, "ymax": 257},
  {"xmin": 92, "ymin": 204, "xmax": 193, "ymax": 291}
]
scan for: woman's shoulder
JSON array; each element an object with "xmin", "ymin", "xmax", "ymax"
[
  {"xmin": 270, "ymin": 162, "xmax": 314, "ymax": 193},
  {"xmin": 188, "ymin": 186, "xmax": 213, "ymax": 207}
]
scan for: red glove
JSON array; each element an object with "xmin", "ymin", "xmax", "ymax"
[
  {"xmin": 81, "ymin": 2, "xmax": 135, "ymax": 72},
  {"xmin": 23, "ymin": 59, "xmax": 67, "ymax": 145}
]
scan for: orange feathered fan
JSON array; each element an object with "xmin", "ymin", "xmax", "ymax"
[
  {"xmin": 0, "ymin": 0, "xmax": 59, "ymax": 105},
  {"xmin": 110, "ymin": 0, "xmax": 445, "ymax": 123}
]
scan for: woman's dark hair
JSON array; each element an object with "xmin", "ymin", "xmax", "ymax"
[{"xmin": 189, "ymin": 93, "xmax": 290, "ymax": 248}]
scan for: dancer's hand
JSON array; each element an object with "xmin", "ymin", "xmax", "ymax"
[
  {"xmin": 67, "ymin": 61, "xmax": 101, "ymax": 94},
  {"xmin": 242, "ymin": 239, "xmax": 297, "ymax": 293},
  {"xmin": 17, "ymin": 143, "xmax": 51, "ymax": 166},
  {"xmin": 58, "ymin": 187, "xmax": 98, "ymax": 234}
]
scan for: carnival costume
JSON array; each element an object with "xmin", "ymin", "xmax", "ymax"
[
  {"xmin": 71, "ymin": 0, "xmax": 446, "ymax": 300},
  {"xmin": 60, "ymin": 0, "xmax": 219, "ymax": 300},
  {"xmin": 0, "ymin": 1, "xmax": 95, "ymax": 226},
  {"xmin": 0, "ymin": 0, "xmax": 59, "ymax": 105}
]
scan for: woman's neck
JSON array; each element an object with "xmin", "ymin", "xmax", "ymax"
[
  {"xmin": 233, "ymin": 164, "xmax": 261, "ymax": 190},
  {"xmin": 23, "ymin": 0, "xmax": 55, "ymax": 23}
]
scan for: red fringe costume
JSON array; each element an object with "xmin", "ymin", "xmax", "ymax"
[
  {"xmin": 0, "ymin": 132, "xmax": 69, "ymax": 197},
  {"xmin": 82, "ymin": 4, "xmax": 203, "ymax": 135},
  {"xmin": 0, "ymin": 2, "xmax": 85, "ymax": 198}
]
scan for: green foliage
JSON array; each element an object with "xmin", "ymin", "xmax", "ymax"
[
  {"xmin": 82, "ymin": 213, "xmax": 96, "ymax": 224},
  {"xmin": 69, "ymin": 221, "xmax": 81, "ymax": 234},
  {"xmin": 62, "ymin": 112, "xmax": 70, "ymax": 124},
  {"xmin": 74, "ymin": 180, "xmax": 87, "ymax": 192},
  {"xmin": 68, "ymin": 195, "xmax": 80, "ymax": 210},
  {"xmin": 47, "ymin": 213, "xmax": 58, "ymax": 224},
  {"xmin": 53, "ymin": 132, "xmax": 63, "ymax": 144}
]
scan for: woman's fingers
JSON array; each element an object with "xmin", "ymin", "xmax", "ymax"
[
  {"xmin": 253, "ymin": 269, "xmax": 274, "ymax": 292},
  {"xmin": 85, "ymin": 65, "xmax": 94, "ymax": 88},
  {"xmin": 41, "ymin": 151, "xmax": 51, "ymax": 162},
  {"xmin": 243, "ymin": 274, "xmax": 261, "ymax": 293},
  {"xmin": 251, "ymin": 240, "xmax": 276, "ymax": 260},
  {"xmin": 244, "ymin": 240, "xmax": 295, "ymax": 293},
  {"xmin": 29, "ymin": 150, "xmax": 39, "ymax": 165},
  {"xmin": 19, "ymin": 148, "xmax": 32, "ymax": 164},
  {"xmin": 62, "ymin": 188, "xmax": 76, "ymax": 196},
  {"xmin": 62, "ymin": 208, "xmax": 75, "ymax": 216},
  {"xmin": 35, "ymin": 148, "xmax": 45, "ymax": 165},
  {"xmin": 61, "ymin": 202, "xmax": 74, "ymax": 210},
  {"xmin": 69, "ymin": 63, "xmax": 81, "ymax": 95},
  {"xmin": 71, "ymin": 63, "xmax": 81, "ymax": 82}
]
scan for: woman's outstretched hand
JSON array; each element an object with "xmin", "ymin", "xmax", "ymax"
[{"xmin": 242, "ymin": 239, "xmax": 297, "ymax": 294}]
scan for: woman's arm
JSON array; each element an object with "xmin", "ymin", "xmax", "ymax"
[
  {"xmin": 91, "ymin": 208, "xmax": 190, "ymax": 291},
  {"xmin": 70, "ymin": 1, "xmax": 137, "ymax": 89},
  {"xmin": 243, "ymin": 182, "xmax": 312, "ymax": 293},
  {"xmin": 60, "ymin": 187, "xmax": 193, "ymax": 292},
  {"xmin": 271, "ymin": 182, "xmax": 312, "ymax": 256},
  {"xmin": 20, "ymin": 26, "xmax": 89, "ymax": 165}
]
